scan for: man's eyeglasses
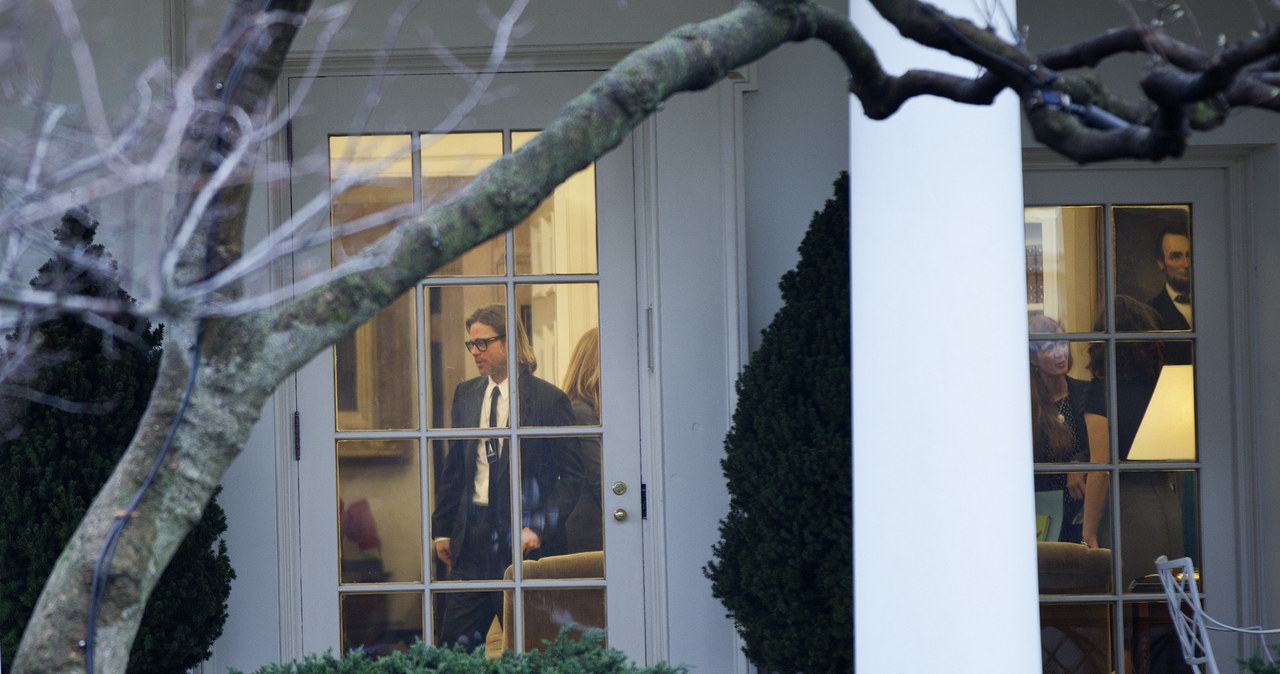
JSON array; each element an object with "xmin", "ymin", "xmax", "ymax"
[{"xmin": 465, "ymin": 335, "xmax": 504, "ymax": 352}]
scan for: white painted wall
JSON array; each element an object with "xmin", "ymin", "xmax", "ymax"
[
  {"xmin": 742, "ymin": 0, "xmax": 850, "ymax": 351},
  {"xmin": 850, "ymin": 1, "xmax": 1040, "ymax": 671}
]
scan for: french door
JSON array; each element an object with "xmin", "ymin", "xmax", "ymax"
[
  {"xmin": 287, "ymin": 70, "xmax": 645, "ymax": 658},
  {"xmin": 1024, "ymin": 159, "xmax": 1240, "ymax": 673}
]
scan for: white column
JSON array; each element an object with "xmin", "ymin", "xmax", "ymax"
[{"xmin": 849, "ymin": 2, "xmax": 1040, "ymax": 671}]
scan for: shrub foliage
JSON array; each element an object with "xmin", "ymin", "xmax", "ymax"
[
  {"xmin": 0, "ymin": 210, "xmax": 235, "ymax": 673},
  {"xmin": 704, "ymin": 173, "xmax": 852, "ymax": 672},
  {"xmin": 238, "ymin": 630, "xmax": 687, "ymax": 673}
]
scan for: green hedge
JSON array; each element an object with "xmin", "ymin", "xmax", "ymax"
[
  {"xmin": 704, "ymin": 173, "xmax": 851, "ymax": 672},
  {"xmin": 237, "ymin": 631, "xmax": 686, "ymax": 674},
  {"xmin": 0, "ymin": 211, "xmax": 234, "ymax": 673},
  {"xmin": 1240, "ymin": 644, "xmax": 1280, "ymax": 673}
]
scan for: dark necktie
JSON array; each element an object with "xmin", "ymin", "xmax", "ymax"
[
  {"xmin": 487, "ymin": 387, "xmax": 503, "ymax": 505},
  {"xmin": 1174, "ymin": 294, "xmax": 1190, "ymax": 304},
  {"xmin": 484, "ymin": 387, "xmax": 502, "ymax": 464}
]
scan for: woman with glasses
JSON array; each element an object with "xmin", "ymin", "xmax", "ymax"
[{"xmin": 1029, "ymin": 314, "xmax": 1092, "ymax": 544}]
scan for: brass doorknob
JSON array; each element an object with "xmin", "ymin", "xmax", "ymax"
[{"xmin": 613, "ymin": 508, "xmax": 628, "ymax": 522}]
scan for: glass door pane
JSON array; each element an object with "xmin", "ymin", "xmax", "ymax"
[
  {"xmin": 1026, "ymin": 191, "xmax": 1213, "ymax": 673},
  {"xmin": 330, "ymin": 130, "xmax": 609, "ymax": 654},
  {"xmin": 292, "ymin": 70, "xmax": 643, "ymax": 661}
]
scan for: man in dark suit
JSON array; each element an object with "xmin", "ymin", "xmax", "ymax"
[
  {"xmin": 1146, "ymin": 225, "xmax": 1192, "ymax": 364},
  {"xmin": 431, "ymin": 304, "xmax": 579, "ymax": 649}
]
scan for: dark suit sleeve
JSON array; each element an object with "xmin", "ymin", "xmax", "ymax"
[
  {"xmin": 518, "ymin": 378, "xmax": 578, "ymax": 557},
  {"xmin": 432, "ymin": 380, "xmax": 475, "ymax": 541}
]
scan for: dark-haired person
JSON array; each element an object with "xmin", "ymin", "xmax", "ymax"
[
  {"xmin": 1080, "ymin": 297, "xmax": 1182, "ymax": 584},
  {"xmin": 1147, "ymin": 225, "xmax": 1192, "ymax": 364},
  {"xmin": 431, "ymin": 304, "xmax": 579, "ymax": 649}
]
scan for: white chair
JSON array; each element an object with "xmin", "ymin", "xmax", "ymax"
[{"xmin": 1155, "ymin": 555, "xmax": 1280, "ymax": 673}]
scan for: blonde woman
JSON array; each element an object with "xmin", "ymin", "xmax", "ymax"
[{"xmin": 562, "ymin": 328, "xmax": 603, "ymax": 553}]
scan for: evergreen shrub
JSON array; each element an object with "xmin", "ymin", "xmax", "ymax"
[
  {"xmin": 704, "ymin": 173, "xmax": 851, "ymax": 672},
  {"xmin": 237, "ymin": 630, "xmax": 686, "ymax": 674},
  {"xmin": 1240, "ymin": 643, "xmax": 1280, "ymax": 673},
  {"xmin": 0, "ymin": 210, "xmax": 235, "ymax": 673}
]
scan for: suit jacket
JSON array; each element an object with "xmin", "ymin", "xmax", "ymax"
[
  {"xmin": 1149, "ymin": 289, "xmax": 1191, "ymax": 331},
  {"xmin": 1148, "ymin": 290, "xmax": 1193, "ymax": 365},
  {"xmin": 432, "ymin": 372, "xmax": 579, "ymax": 570},
  {"xmin": 564, "ymin": 397, "xmax": 603, "ymax": 553}
]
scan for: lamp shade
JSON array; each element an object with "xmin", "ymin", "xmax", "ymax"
[{"xmin": 1127, "ymin": 364, "xmax": 1196, "ymax": 461}]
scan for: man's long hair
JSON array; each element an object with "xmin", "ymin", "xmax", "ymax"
[{"xmin": 466, "ymin": 304, "xmax": 537, "ymax": 373}]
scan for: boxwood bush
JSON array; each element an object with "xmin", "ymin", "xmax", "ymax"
[
  {"xmin": 0, "ymin": 210, "xmax": 234, "ymax": 673},
  {"xmin": 704, "ymin": 173, "xmax": 852, "ymax": 672},
  {"xmin": 237, "ymin": 631, "xmax": 686, "ymax": 673}
]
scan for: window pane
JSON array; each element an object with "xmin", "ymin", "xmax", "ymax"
[
  {"xmin": 517, "ymin": 434, "xmax": 600, "ymax": 562},
  {"xmin": 1113, "ymin": 205, "xmax": 1192, "ymax": 336},
  {"xmin": 1037, "ymin": 528, "xmax": 1112, "ymax": 595},
  {"xmin": 334, "ymin": 290, "xmax": 419, "ymax": 431},
  {"xmin": 340, "ymin": 591, "xmax": 423, "ymax": 657},
  {"xmin": 1033, "ymin": 470, "xmax": 1098, "ymax": 549},
  {"xmin": 1040, "ymin": 603, "xmax": 1111, "ymax": 674},
  {"xmin": 1083, "ymin": 339, "xmax": 1196, "ymax": 463},
  {"xmin": 330, "ymin": 135, "xmax": 420, "ymax": 432},
  {"xmin": 1125, "ymin": 357, "xmax": 1196, "ymax": 462},
  {"xmin": 565, "ymin": 434, "xmax": 603, "ymax": 554},
  {"xmin": 429, "ymin": 591, "xmax": 502, "ymax": 650},
  {"xmin": 428, "ymin": 433, "xmax": 514, "ymax": 584},
  {"xmin": 1030, "ymin": 200, "xmax": 1202, "ymax": 674},
  {"xmin": 519, "ymin": 588, "xmax": 606, "ymax": 652},
  {"xmin": 330, "ymin": 135, "xmax": 413, "ymax": 263},
  {"xmin": 423, "ymin": 132, "xmax": 506, "ymax": 277},
  {"xmin": 1125, "ymin": 600, "xmax": 1187, "ymax": 674},
  {"xmin": 338, "ymin": 439, "xmax": 423, "ymax": 584},
  {"xmin": 1025, "ymin": 206, "xmax": 1104, "ymax": 333},
  {"xmin": 1120, "ymin": 471, "xmax": 1198, "ymax": 590},
  {"xmin": 514, "ymin": 283, "xmax": 600, "ymax": 427},
  {"xmin": 511, "ymin": 131, "xmax": 598, "ymax": 275},
  {"xmin": 425, "ymin": 285, "xmax": 508, "ymax": 429}
]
